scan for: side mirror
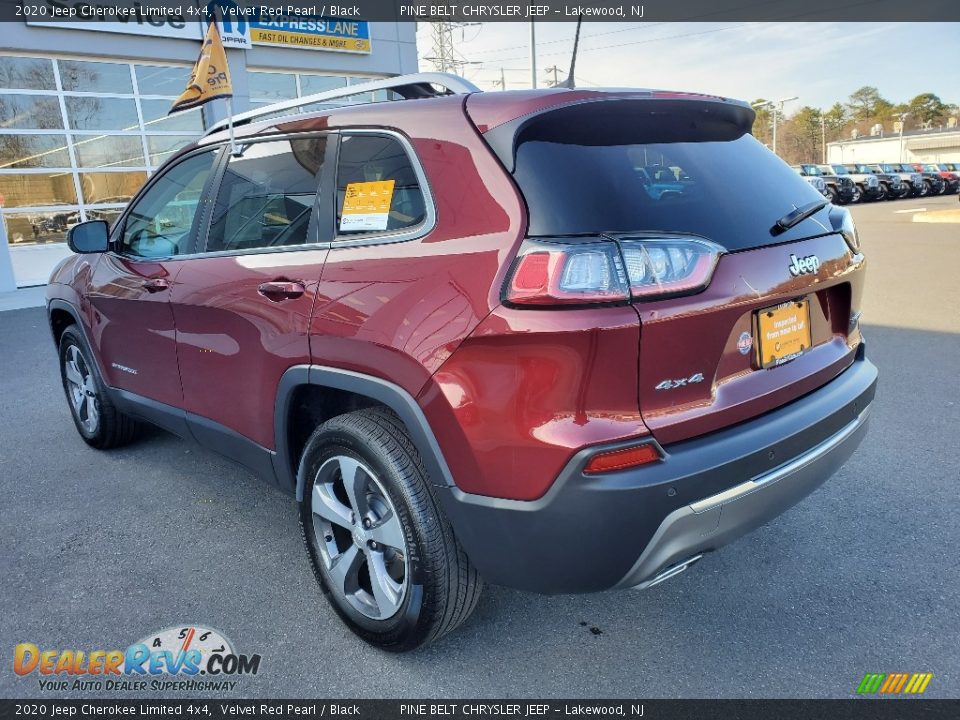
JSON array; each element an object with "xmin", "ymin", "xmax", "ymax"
[{"xmin": 67, "ymin": 220, "xmax": 109, "ymax": 254}]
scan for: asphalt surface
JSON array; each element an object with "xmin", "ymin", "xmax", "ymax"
[{"xmin": 1, "ymin": 194, "xmax": 958, "ymax": 699}]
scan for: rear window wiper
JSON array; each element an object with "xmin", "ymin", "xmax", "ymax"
[{"xmin": 771, "ymin": 199, "xmax": 829, "ymax": 235}]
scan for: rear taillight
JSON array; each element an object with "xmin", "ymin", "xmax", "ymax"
[
  {"xmin": 504, "ymin": 239, "xmax": 629, "ymax": 306},
  {"xmin": 504, "ymin": 237, "xmax": 723, "ymax": 307},
  {"xmin": 619, "ymin": 237, "xmax": 723, "ymax": 300}
]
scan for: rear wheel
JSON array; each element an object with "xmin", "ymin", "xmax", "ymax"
[
  {"xmin": 850, "ymin": 186, "xmax": 862, "ymax": 203},
  {"xmin": 920, "ymin": 180, "xmax": 931, "ymax": 197},
  {"xmin": 298, "ymin": 408, "xmax": 482, "ymax": 651},
  {"xmin": 58, "ymin": 326, "xmax": 138, "ymax": 449},
  {"xmin": 827, "ymin": 186, "xmax": 840, "ymax": 204}
]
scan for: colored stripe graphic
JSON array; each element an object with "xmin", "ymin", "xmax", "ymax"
[
  {"xmin": 904, "ymin": 673, "xmax": 934, "ymax": 694},
  {"xmin": 857, "ymin": 672, "xmax": 932, "ymax": 694},
  {"xmin": 857, "ymin": 674, "xmax": 885, "ymax": 693}
]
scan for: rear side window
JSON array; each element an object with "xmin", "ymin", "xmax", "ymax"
[
  {"xmin": 510, "ymin": 101, "xmax": 827, "ymax": 251},
  {"xmin": 205, "ymin": 137, "xmax": 325, "ymax": 253},
  {"xmin": 335, "ymin": 134, "xmax": 426, "ymax": 237}
]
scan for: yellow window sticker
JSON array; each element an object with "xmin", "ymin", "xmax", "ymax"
[{"xmin": 340, "ymin": 180, "xmax": 395, "ymax": 232}]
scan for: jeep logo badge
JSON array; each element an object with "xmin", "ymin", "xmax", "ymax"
[{"xmin": 789, "ymin": 253, "xmax": 821, "ymax": 276}]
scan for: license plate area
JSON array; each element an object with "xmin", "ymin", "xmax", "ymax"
[{"xmin": 756, "ymin": 298, "xmax": 812, "ymax": 368}]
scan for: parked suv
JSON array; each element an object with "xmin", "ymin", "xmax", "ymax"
[
  {"xmin": 872, "ymin": 163, "xmax": 924, "ymax": 197},
  {"xmin": 794, "ymin": 164, "xmax": 854, "ymax": 204},
  {"xmin": 47, "ymin": 74, "xmax": 877, "ymax": 651},
  {"xmin": 792, "ymin": 166, "xmax": 829, "ymax": 198},
  {"xmin": 818, "ymin": 165, "xmax": 862, "ymax": 202},
  {"xmin": 859, "ymin": 164, "xmax": 906, "ymax": 200},
  {"xmin": 893, "ymin": 163, "xmax": 946, "ymax": 197},
  {"xmin": 832, "ymin": 164, "xmax": 882, "ymax": 201},
  {"xmin": 913, "ymin": 163, "xmax": 959, "ymax": 195}
]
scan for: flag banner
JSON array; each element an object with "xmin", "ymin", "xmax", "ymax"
[{"xmin": 169, "ymin": 20, "xmax": 233, "ymax": 115}]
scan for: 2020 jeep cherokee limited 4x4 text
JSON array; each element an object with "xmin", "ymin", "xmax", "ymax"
[{"xmin": 46, "ymin": 74, "xmax": 877, "ymax": 651}]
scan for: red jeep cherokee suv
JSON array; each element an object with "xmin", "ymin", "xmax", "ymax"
[{"xmin": 46, "ymin": 73, "xmax": 877, "ymax": 651}]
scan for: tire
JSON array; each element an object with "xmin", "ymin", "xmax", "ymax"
[
  {"xmin": 827, "ymin": 186, "xmax": 840, "ymax": 204},
  {"xmin": 850, "ymin": 186, "xmax": 862, "ymax": 203},
  {"xmin": 298, "ymin": 408, "xmax": 482, "ymax": 651},
  {"xmin": 874, "ymin": 185, "xmax": 887, "ymax": 201},
  {"xmin": 58, "ymin": 325, "xmax": 138, "ymax": 449},
  {"xmin": 883, "ymin": 185, "xmax": 898, "ymax": 201},
  {"xmin": 920, "ymin": 180, "xmax": 931, "ymax": 197},
  {"xmin": 936, "ymin": 181, "xmax": 947, "ymax": 196}
]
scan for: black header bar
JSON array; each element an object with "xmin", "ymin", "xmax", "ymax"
[
  {"xmin": 1, "ymin": 700, "xmax": 960, "ymax": 720},
  {"xmin": 4, "ymin": 0, "xmax": 959, "ymax": 23}
]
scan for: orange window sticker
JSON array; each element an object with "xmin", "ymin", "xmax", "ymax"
[{"xmin": 340, "ymin": 180, "xmax": 395, "ymax": 232}]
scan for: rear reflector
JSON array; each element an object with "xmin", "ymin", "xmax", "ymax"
[{"xmin": 583, "ymin": 443, "xmax": 661, "ymax": 475}]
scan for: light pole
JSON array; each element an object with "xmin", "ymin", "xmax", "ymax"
[
  {"xmin": 753, "ymin": 96, "xmax": 798, "ymax": 156},
  {"xmin": 896, "ymin": 112, "xmax": 909, "ymax": 163}
]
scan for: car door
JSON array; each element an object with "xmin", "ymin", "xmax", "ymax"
[
  {"xmin": 86, "ymin": 147, "xmax": 221, "ymax": 409},
  {"xmin": 170, "ymin": 135, "xmax": 333, "ymax": 453}
]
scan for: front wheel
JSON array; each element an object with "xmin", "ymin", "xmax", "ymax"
[
  {"xmin": 920, "ymin": 181, "xmax": 931, "ymax": 197},
  {"xmin": 850, "ymin": 186, "xmax": 862, "ymax": 203},
  {"xmin": 298, "ymin": 408, "xmax": 482, "ymax": 651},
  {"xmin": 58, "ymin": 326, "xmax": 138, "ymax": 449}
]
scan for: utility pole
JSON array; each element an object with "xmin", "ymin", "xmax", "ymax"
[
  {"xmin": 424, "ymin": 22, "xmax": 480, "ymax": 75},
  {"xmin": 820, "ymin": 114, "xmax": 826, "ymax": 164},
  {"xmin": 530, "ymin": 21, "xmax": 537, "ymax": 89},
  {"xmin": 495, "ymin": 67, "xmax": 506, "ymax": 90},
  {"xmin": 545, "ymin": 65, "xmax": 562, "ymax": 87}
]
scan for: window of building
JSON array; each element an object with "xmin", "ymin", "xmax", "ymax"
[
  {"xmin": 335, "ymin": 135, "xmax": 426, "ymax": 237},
  {"xmin": 0, "ymin": 55, "xmax": 206, "ymax": 251},
  {"xmin": 206, "ymin": 138, "xmax": 326, "ymax": 253}
]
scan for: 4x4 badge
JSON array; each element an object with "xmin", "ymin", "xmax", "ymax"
[
  {"xmin": 655, "ymin": 373, "xmax": 705, "ymax": 391},
  {"xmin": 789, "ymin": 253, "xmax": 821, "ymax": 276}
]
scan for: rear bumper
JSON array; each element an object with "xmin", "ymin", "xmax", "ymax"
[{"xmin": 436, "ymin": 345, "xmax": 877, "ymax": 594}]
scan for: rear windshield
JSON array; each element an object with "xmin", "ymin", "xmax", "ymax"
[{"xmin": 510, "ymin": 107, "xmax": 828, "ymax": 251}]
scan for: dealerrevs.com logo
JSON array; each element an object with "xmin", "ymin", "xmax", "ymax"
[{"xmin": 14, "ymin": 625, "xmax": 262, "ymax": 692}]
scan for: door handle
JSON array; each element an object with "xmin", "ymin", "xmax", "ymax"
[
  {"xmin": 258, "ymin": 280, "xmax": 306, "ymax": 301},
  {"xmin": 142, "ymin": 278, "xmax": 170, "ymax": 293}
]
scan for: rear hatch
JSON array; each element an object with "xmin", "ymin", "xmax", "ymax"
[{"xmin": 474, "ymin": 92, "xmax": 863, "ymax": 444}]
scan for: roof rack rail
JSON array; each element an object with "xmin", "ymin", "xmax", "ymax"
[{"xmin": 205, "ymin": 72, "xmax": 480, "ymax": 136}]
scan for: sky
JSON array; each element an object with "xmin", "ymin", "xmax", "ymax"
[{"xmin": 415, "ymin": 22, "xmax": 960, "ymax": 112}]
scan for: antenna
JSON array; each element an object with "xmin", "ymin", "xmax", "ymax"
[{"xmin": 557, "ymin": 17, "xmax": 583, "ymax": 89}]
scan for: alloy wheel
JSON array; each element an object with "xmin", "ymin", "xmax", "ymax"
[
  {"xmin": 311, "ymin": 455, "xmax": 408, "ymax": 620},
  {"xmin": 64, "ymin": 345, "xmax": 99, "ymax": 433}
]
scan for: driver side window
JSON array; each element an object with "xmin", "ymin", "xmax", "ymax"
[{"xmin": 119, "ymin": 150, "xmax": 217, "ymax": 258}]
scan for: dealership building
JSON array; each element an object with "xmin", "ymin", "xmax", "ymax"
[
  {"xmin": 826, "ymin": 125, "xmax": 960, "ymax": 167},
  {"xmin": 0, "ymin": 14, "xmax": 418, "ymax": 291}
]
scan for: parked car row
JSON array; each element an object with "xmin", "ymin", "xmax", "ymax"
[{"xmin": 793, "ymin": 162, "xmax": 960, "ymax": 203}]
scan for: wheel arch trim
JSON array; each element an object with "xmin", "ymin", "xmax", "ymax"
[
  {"xmin": 275, "ymin": 365, "xmax": 457, "ymax": 501},
  {"xmin": 47, "ymin": 299, "xmax": 107, "ymax": 382}
]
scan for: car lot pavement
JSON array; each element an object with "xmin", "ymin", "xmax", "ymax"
[{"xmin": 0, "ymin": 195, "xmax": 958, "ymax": 699}]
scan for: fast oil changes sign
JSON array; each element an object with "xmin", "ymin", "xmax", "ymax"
[{"xmin": 250, "ymin": 17, "xmax": 371, "ymax": 53}]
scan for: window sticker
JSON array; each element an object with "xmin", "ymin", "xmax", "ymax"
[{"xmin": 340, "ymin": 179, "xmax": 395, "ymax": 232}]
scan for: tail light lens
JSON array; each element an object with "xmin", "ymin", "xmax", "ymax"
[
  {"xmin": 830, "ymin": 206, "xmax": 861, "ymax": 254},
  {"xmin": 504, "ymin": 239, "xmax": 629, "ymax": 306},
  {"xmin": 619, "ymin": 237, "xmax": 724, "ymax": 300},
  {"xmin": 504, "ymin": 237, "xmax": 724, "ymax": 307}
]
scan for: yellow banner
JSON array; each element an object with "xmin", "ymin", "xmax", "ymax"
[
  {"xmin": 169, "ymin": 20, "xmax": 233, "ymax": 114},
  {"xmin": 250, "ymin": 28, "xmax": 372, "ymax": 53}
]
